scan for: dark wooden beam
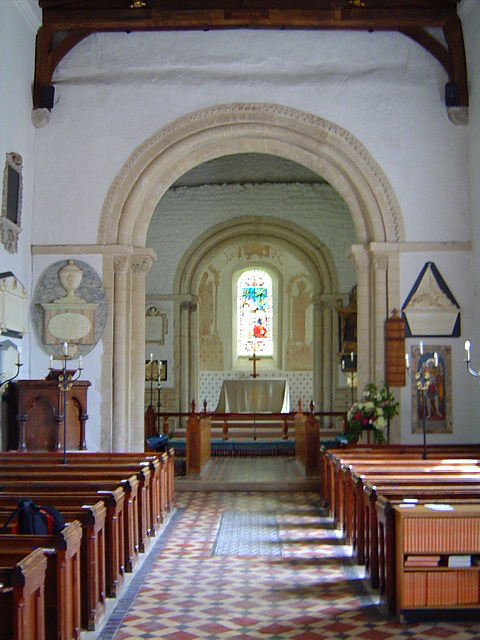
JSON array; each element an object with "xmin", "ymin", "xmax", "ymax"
[{"xmin": 33, "ymin": 1, "xmax": 468, "ymax": 111}]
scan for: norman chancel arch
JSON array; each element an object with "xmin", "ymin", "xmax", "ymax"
[{"xmin": 98, "ymin": 103, "xmax": 404, "ymax": 451}]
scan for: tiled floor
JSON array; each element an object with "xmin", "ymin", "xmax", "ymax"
[{"xmin": 96, "ymin": 488, "xmax": 480, "ymax": 640}]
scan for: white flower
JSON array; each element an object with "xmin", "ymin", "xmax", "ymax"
[{"xmin": 375, "ymin": 416, "xmax": 386, "ymax": 429}]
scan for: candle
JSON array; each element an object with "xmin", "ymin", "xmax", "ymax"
[
  {"xmin": 465, "ymin": 340, "xmax": 471, "ymax": 362},
  {"xmin": 405, "ymin": 352, "xmax": 410, "ymax": 369},
  {"xmin": 150, "ymin": 353, "xmax": 153, "ymax": 363},
  {"xmin": 78, "ymin": 355, "xmax": 83, "ymax": 369},
  {"xmin": 419, "ymin": 341, "xmax": 424, "ymax": 355},
  {"xmin": 49, "ymin": 355, "xmax": 53, "ymax": 369},
  {"xmin": 16, "ymin": 346, "xmax": 21, "ymax": 364},
  {"xmin": 434, "ymin": 352, "xmax": 439, "ymax": 367},
  {"xmin": 350, "ymin": 351, "xmax": 354, "ymax": 361},
  {"xmin": 63, "ymin": 342, "xmax": 68, "ymax": 356}
]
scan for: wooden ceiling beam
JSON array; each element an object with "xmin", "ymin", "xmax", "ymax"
[{"xmin": 32, "ymin": 1, "xmax": 468, "ymax": 113}]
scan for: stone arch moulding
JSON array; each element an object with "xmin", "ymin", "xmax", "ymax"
[
  {"xmin": 172, "ymin": 216, "xmax": 340, "ymax": 415},
  {"xmin": 98, "ymin": 103, "xmax": 404, "ymax": 247},
  {"xmin": 99, "ymin": 103, "xmax": 405, "ymax": 450}
]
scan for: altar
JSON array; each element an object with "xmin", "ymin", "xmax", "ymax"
[{"xmin": 215, "ymin": 379, "xmax": 290, "ymax": 413}]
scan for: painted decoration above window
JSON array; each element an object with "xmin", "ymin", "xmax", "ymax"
[
  {"xmin": 402, "ymin": 262, "xmax": 460, "ymax": 337},
  {"xmin": 237, "ymin": 269, "xmax": 273, "ymax": 356}
]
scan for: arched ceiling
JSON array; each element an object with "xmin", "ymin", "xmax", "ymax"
[
  {"xmin": 34, "ymin": 0, "xmax": 468, "ymax": 114},
  {"xmin": 172, "ymin": 153, "xmax": 326, "ymax": 187}
]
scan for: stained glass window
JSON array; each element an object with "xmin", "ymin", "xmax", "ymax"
[{"xmin": 237, "ymin": 269, "xmax": 273, "ymax": 356}]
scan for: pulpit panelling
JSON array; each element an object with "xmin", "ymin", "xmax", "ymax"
[{"xmin": 8, "ymin": 379, "xmax": 90, "ymax": 451}]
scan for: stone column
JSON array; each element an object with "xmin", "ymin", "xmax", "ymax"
[
  {"xmin": 179, "ymin": 300, "xmax": 191, "ymax": 414},
  {"xmin": 349, "ymin": 245, "xmax": 372, "ymax": 391},
  {"xmin": 313, "ymin": 300, "xmax": 324, "ymax": 411},
  {"xmin": 189, "ymin": 301, "xmax": 198, "ymax": 408},
  {"xmin": 370, "ymin": 249, "xmax": 390, "ymax": 384},
  {"xmin": 129, "ymin": 251, "xmax": 155, "ymax": 451},
  {"xmin": 112, "ymin": 255, "xmax": 130, "ymax": 452}
]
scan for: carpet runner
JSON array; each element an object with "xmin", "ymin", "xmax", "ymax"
[{"xmin": 212, "ymin": 511, "xmax": 283, "ymax": 557}]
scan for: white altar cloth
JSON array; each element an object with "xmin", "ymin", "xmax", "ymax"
[{"xmin": 215, "ymin": 379, "xmax": 290, "ymax": 413}]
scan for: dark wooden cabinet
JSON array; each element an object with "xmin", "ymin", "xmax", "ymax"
[{"xmin": 8, "ymin": 377, "xmax": 90, "ymax": 451}]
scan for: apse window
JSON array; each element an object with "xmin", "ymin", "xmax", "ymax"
[{"xmin": 237, "ymin": 269, "xmax": 273, "ymax": 357}]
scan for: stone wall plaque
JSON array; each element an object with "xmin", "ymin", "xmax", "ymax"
[
  {"xmin": 0, "ymin": 272, "xmax": 28, "ymax": 337},
  {"xmin": 33, "ymin": 259, "xmax": 107, "ymax": 357},
  {"xmin": 402, "ymin": 262, "xmax": 460, "ymax": 337}
]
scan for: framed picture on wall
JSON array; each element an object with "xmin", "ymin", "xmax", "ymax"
[
  {"xmin": 410, "ymin": 344, "xmax": 452, "ymax": 434},
  {"xmin": 1, "ymin": 152, "xmax": 22, "ymax": 254},
  {"xmin": 145, "ymin": 304, "xmax": 167, "ymax": 344},
  {"xmin": 145, "ymin": 359, "xmax": 168, "ymax": 382}
]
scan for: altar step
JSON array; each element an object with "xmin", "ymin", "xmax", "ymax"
[{"xmin": 175, "ymin": 456, "xmax": 322, "ymax": 492}]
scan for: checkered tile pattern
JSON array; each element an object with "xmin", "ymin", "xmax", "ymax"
[{"xmin": 100, "ymin": 492, "xmax": 480, "ymax": 640}]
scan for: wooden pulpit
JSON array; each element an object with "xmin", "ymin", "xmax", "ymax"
[{"xmin": 7, "ymin": 377, "xmax": 90, "ymax": 451}]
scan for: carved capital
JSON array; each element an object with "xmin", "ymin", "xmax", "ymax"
[
  {"xmin": 113, "ymin": 255, "xmax": 129, "ymax": 273},
  {"xmin": 130, "ymin": 254, "xmax": 154, "ymax": 276}
]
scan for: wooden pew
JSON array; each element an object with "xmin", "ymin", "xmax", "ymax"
[
  {"xmin": 0, "ymin": 547, "xmax": 47, "ymax": 640},
  {"xmin": 373, "ymin": 486, "xmax": 480, "ymax": 615},
  {"xmin": 0, "ymin": 499, "xmax": 106, "ymax": 631},
  {"xmin": 3, "ymin": 464, "xmax": 150, "ymax": 554},
  {"xmin": 322, "ymin": 448, "xmax": 480, "ymax": 616},
  {"xmin": 0, "ymin": 473, "xmax": 139, "ymax": 574},
  {"xmin": 341, "ymin": 460, "xmax": 480, "ymax": 545},
  {"xmin": 0, "ymin": 521, "xmax": 82, "ymax": 640},
  {"xmin": 320, "ymin": 445, "xmax": 480, "ymax": 513},
  {"xmin": 0, "ymin": 487, "xmax": 125, "ymax": 599},
  {"xmin": 0, "ymin": 452, "xmax": 170, "ymax": 535}
]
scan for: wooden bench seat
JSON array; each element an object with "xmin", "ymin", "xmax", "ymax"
[
  {"xmin": 0, "ymin": 465, "xmax": 150, "ymax": 554},
  {"xmin": 0, "ymin": 547, "xmax": 47, "ymax": 640},
  {"xmin": 322, "ymin": 447, "xmax": 480, "ymax": 617},
  {"xmin": 0, "ymin": 500, "xmax": 105, "ymax": 631},
  {"xmin": 0, "ymin": 487, "xmax": 125, "ymax": 599},
  {"xmin": 0, "ymin": 452, "xmax": 172, "ymax": 531},
  {"xmin": 0, "ymin": 474, "xmax": 139, "ymax": 574},
  {"xmin": 0, "ymin": 520, "xmax": 82, "ymax": 640}
]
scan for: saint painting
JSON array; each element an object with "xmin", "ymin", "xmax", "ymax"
[{"xmin": 411, "ymin": 345, "xmax": 452, "ymax": 434}]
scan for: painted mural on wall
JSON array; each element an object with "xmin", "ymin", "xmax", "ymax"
[
  {"xmin": 33, "ymin": 259, "xmax": 107, "ymax": 357},
  {"xmin": 286, "ymin": 274, "xmax": 313, "ymax": 370},
  {"xmin": 410, "ymin": 344, "xmax": 452, "ymax": 434},
  {"xmin": 198, "ymin": 266, "xmax": 223, "ymax": 370}
]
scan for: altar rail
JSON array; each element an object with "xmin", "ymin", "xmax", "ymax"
[{"xmin": 147, "ymin": 400, "xmax": 347, "ymax": 442}]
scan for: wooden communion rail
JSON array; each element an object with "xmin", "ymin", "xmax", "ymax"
[{"xmin": 145, "ymin": 401, "xmax": 348, "ymax": 477}]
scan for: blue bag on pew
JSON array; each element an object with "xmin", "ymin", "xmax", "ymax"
[{"xmin": 0, "ymin": 499, "xmax": 65, "ymax": 534}]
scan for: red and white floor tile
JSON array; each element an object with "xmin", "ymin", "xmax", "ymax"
[{"xmin": 99, "ymin": 491, "xmax": 480, "ymax": 640}]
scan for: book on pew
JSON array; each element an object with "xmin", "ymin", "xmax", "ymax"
[
  {"xmin": 404, "ymin": 555, "xmax": 441, "ymax": 567},
  {"xmin": 448, "ymin": 555, "xmax": 471, "ymax": 568}
]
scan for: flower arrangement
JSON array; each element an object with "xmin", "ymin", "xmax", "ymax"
[{"xmin": 346, "ymin": 383, "xmax": 399, "ymax": 444}]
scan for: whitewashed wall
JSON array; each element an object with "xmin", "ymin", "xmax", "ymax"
[
  {"xmin": 460, "ymin": 0, "xmax": 480, "ymax": 439},
  {"xmin": 0, "ymin": 0, "xmax": 40, "ymax": 358},
  {"xmin": 0, "ymin": 1, "xmax": 40, "ymax": 450},
  {"xmin": 0, "ymin": 0, "xmax": 473, "ymax": 444},
  {"xmin": 33, "ymin": 29, "xmax": 470, "ymax": 245}
]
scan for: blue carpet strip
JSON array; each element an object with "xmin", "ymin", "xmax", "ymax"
[
  {"xmin": 96, "ymin": 508, "xmax": 184, "ymax": 640},
  {"xmin": 212, "ymin": 511, "xmax": 284, "ymax": 557}
]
